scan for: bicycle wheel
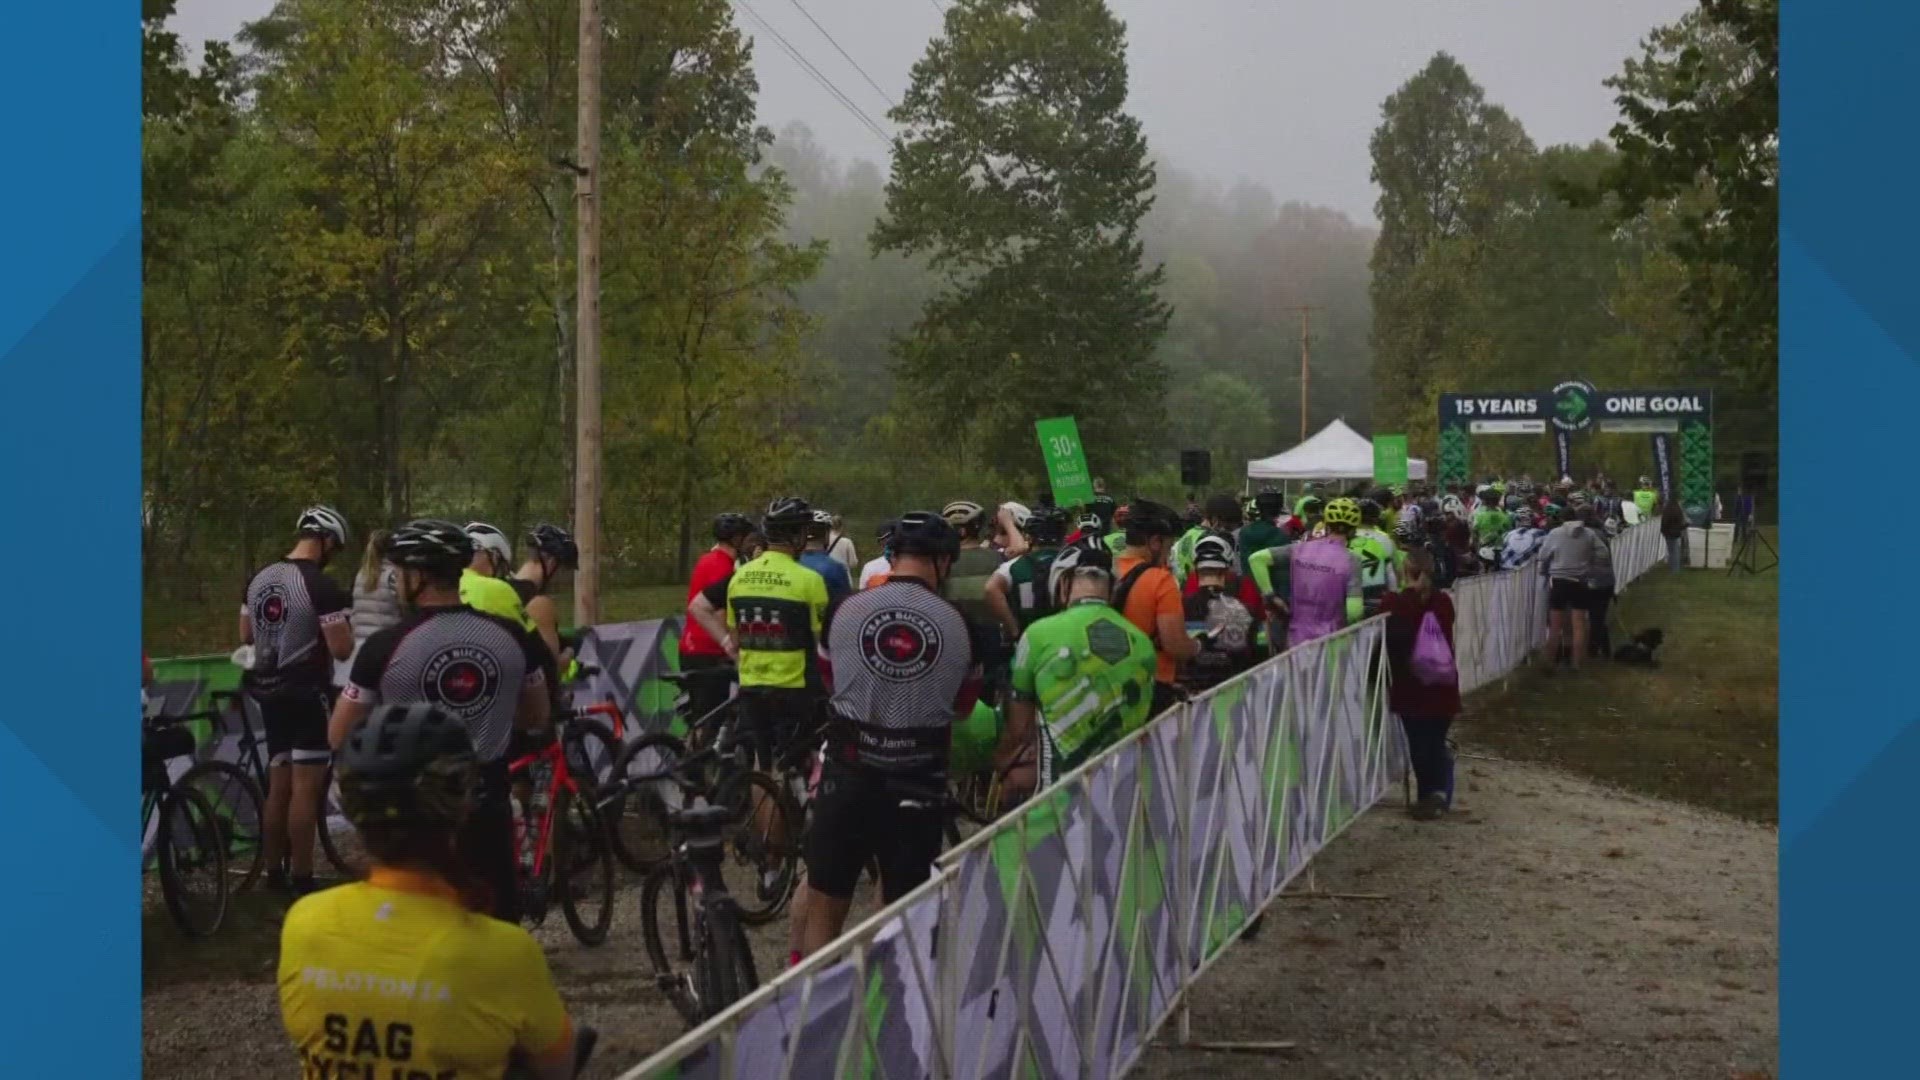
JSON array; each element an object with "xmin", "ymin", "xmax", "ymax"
[
  {"xmin": 638, "ymin": 862, "xmax": 702, "ymax": 1026},
  {"xmin": 566, "ymin": 718, "xmax": 619, "ymax": 793},
  {"xmin": 554, "ymin": 787, "xmax": 616, "ymax": 947},
  {"xmin": 605, "ymin": 733, "xmax": 689, "ymax": 873},
  {"xmin": 696, "ymin": 899, "xmax": 760, "ymax": 1021},
  {"xmin": 176, "ymin": 761, "xmax": 266, "ymax": 895},
  {"xmin": 158, "ymin": 784, "xmax": 229, "ymax": 938},
  {"xmin": 316, "ymin": 761, "xmax": 361, "ymax": 877},
  {"xmin": 711, "ymin": 769, "xmax": 800, "ymax": 924}
]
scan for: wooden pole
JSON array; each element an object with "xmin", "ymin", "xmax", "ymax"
[
  {"xmin": 573, "ymin": 0, "xmax": 603, "ymax": 626},
  {"xmin": 1296, "ymin": 306, "xmax": 1316, "ymax": 441}
]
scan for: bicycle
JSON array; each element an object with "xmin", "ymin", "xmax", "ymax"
[
  {"xmin": 604, "ymin": 693, "xmax": 801, "ymax": 924},
  {"xmin": 191, "ymin": 688, "xmax": 357, "ymax": 878},
  {"xmin": 627, "ymin": 797, "xmax": 762, "ymax": 1028},
  {"xmin": 506, "ymin": 720, "xmax": 618, "ymax": 946},
  {"xmin": 141, "ymin": 714, "xmax": 229, "ymax": 938},
  {"xmin": 600, "ymin": 664, "xmax": 737, "ymax": 872}
]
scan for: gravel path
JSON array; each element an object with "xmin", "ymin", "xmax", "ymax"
[
  {"xmin": 144, "ymin": 755, "xmax": 1775, "ymax": 1079},
  {"xmin": 1135, "ymin": 753, "xmax": 1777, "ymax": 1080}
]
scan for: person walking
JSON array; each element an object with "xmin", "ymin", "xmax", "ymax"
[
  {"xmin": 1660, "ymin": 495, "xmax": 1688, "ymax": 572},
  {"xmin": 1382, "ymin": 549, "xmax": 1460, "ymax": 820}
]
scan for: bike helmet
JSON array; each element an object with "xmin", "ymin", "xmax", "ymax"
[
  {"xmin": 1504, "ymin": 495, "xmax": 1527, "ymax": 512},
  {"xmin": 1243, "ymin": 497, "xmax": 1260, "ymax": 520},
  {"xmin": 712, "ymin": 513, "xmax": 755, "ymax": 543},
  {"xmin": 1026, "ymin": 506, "xmax": 1069, "ymax": 545},
  {"xmin": 1367, "ymin": 487, "xmax": 1394, "ymax": 507},
  {"xmin": 464, "ymin": 521, "xmax": 513, "ymax": 567},
  {"xmin": 874, "ymin": 518, "xmax": 897, "ymax": 544},
  {"xmin": 1048, "ymin": 536, "xmax": 1115, "ymax": 597},
  {"xmin": 1124, "ymin": 499, "xmax": 1180, "ymax": 538},
  {"xmin": 1253, "ymin": 487, "xmax": 1286, "ymax": 516},
  {"xmin": 942, "ymin": 500, "xmax": 987, "ymax": 532},
  {"xmin": 762, "ymin": 496, "xmax": 813, "ymax": 538},
  {"xmin": 1322, "ymin": 498, "xmax": 1363, "ymax": 530},
  {"xmin": 1192, "ymin": 533, "xmax": 1235, "ymax": 572},
  {"xmin": 1394, "ymin": 520, "xmax": 1421, "ymax": 546},
  {"xmin": 808, "ymin": 509, "xmax": 835, "ymax": 539},
  {"xmin": 1299, "ymin": 495, "xmax": 1324, "ymax": 517},
  {"xmin": 1356, "ymin": 498, "xmax": 1381, "ymax": 522},
  {"xmin": 891, "ymin": 510, "xmax": 961, "ymax": 560},
  {"xmin": 527, "ymin": 523, "xmax": 579, "ymax": 569},
  {"xmin": 387, "ymin": 519, "xmax": 474, "ymax": 575},
  {"xmin": 1205, "ymin": 493, "xmax": 1244, "ymax": 529},
  {"xmin": 1078, "ymin": 511, "xmax": 1105, "ymax": 534},
  {"xmin": 297, "ymin": 504, "xmax": 349, "ymax": 547},
  {"xmin": 1638, "ymin": 476, "xmax": 1653, "ymax": 488},
  {"xmin": 337, "ymin": 703, "xmax": 480, "ymax": 832},
  {"xmin": 1000, "ymin": 502, "xmax": 1032, "ymax": 529}
]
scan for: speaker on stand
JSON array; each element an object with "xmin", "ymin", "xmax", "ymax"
[{"xmin": 1180, "ymin": 449, "xmax": 1212, "ymax": 489}]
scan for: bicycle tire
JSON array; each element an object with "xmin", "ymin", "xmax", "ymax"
[
  {"xmin": 176, "ymin": 760, "xmax": 266, "ymax": 895},
  {"xmin": 554, "ymin": 787, "xmax": 616, "ymax": 947},
  {"xmin": 711, "ymin": 769, "xmax": 800, "ymax": 925},
  {"xmin": 158, "ymin": 783, "xmax": 229, "ymax": 938},
  {"xmin": 638, "ymin": 861, "xmax": 703, "ymax": 1026},
  {"xmin": 566, "ymin": 718, "xmax": 619, "ymax": 793},
  {"xmin": 606, "ymin": 733, "xmax": 690, "ymax": 873},
  {"xmin": 316, "ymin": 761, "xmax": 359, "ymax": 878},
  {"xmin": 698, "ymin": 899, "xmax": 759, "ymax": 1021}
]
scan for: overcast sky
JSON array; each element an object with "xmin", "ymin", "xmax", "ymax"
[{"xmin": 170, "ymin": 0, "xmax": 1694, "ymax": 223}]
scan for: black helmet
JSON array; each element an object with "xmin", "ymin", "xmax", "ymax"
[
  {"xmin": 1205, "ymin": 493, "xmax": 1244, "ymax": 528},
  {"xmin": 891, "ymin": 510, "xmax": 961, "ymax": 560},
  {"xmin": 762, "ymin": 496, "xmax": 813, "ymax": 538},
  {"xmin": 337, "ymin": 703, "xmax": 479, "ymax": 831},
  {"xmin": 1123, "ymin": 499, "xmax": 1181, "ymax": 539},
  {"xmin": 527, "ymin": 523, "xmax": 579, "ymax": 569},
  {"xmin": 1357, "ymin": 498, "xmax": 1381, "ymax": 522},
  {"xmin": 874, "ymin": 518, "xmax": 897, "ymax": 544},
  {"xmin": 712, "ymin": 513, "xmax": 755, "ymax": 543},
  {"xmin": 388, "ymin": 519, "xmax": 474, "ymax": 576},
  {"xmin": 1048, "ymin": 536, "xmax": 1115, "ymax": 596},
  {"xmin": 1025, "ymin": 506, "xmax": 1070, "ymax": 545},
  {"xmin": 1253, "ymin": 488, "xmax": 1285, "ymax": 515}
]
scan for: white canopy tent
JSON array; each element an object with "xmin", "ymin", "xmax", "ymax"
[{"xmin": 1245, "ymin": 418, "xmax": 1428, "ymax": 483}]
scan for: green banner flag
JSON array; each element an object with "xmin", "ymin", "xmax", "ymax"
[
  {"xmin": 1372, "ymin": 434, "xmax": 1408, "ymax": 488},
  {"xmin": 1035, "ymin": 416, "xmax": 1096, "ymax": 507}
]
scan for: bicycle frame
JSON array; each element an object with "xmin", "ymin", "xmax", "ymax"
[{"xmin": 506, "ymin": 728, "xmax": 590, "ymax": 880}]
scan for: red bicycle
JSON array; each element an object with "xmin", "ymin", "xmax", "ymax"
[{"xmin": 507, "ymin": 720, "xmax": 617, "ymax": 946}]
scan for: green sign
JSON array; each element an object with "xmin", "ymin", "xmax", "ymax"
[
  {"xmin": 1372, "ymin": 434, "xmax": 1409, "ymax": 488},
  {"xmin": 1035, "ymin": 416, "xmax": 1096, "ymax": 507}
]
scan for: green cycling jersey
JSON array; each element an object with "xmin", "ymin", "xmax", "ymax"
[{"xmin": 1010, "ymin": 598, "xmax": 1157, "ymax": 786}]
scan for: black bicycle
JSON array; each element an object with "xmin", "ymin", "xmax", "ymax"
[
  {"xmin": 191, "ymin": 689, "xmax": 357, "ymax": 877},
  {"xmin": 599, "ymin": 665, "xmax": 738, "ymax": 870},
  {"xmin": 141, "ymin": 715, "xmax": 230, "ymax": 937},
  {"xmin": 632, "ymin": 801, "xmax": 762, "ymax": 1027}
]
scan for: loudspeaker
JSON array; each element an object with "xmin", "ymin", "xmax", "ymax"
[
  {"xmin": 1739, "ymin": 451, "xmax": 1770, "ymax": 494},
  {"xmin": 1180, "ymin": 449, "xmax": 1212, "ymax": 487}
]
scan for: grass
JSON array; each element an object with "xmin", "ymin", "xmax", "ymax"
[{"xmin": 1460, "ymin": 554, "xmax": 1778, "ymax": 823}]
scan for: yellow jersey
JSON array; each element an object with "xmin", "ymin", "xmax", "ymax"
[
  {"xmin": 461, "ymin": 568, "xmax": 535, "ymax": 632},
  {"xmin": 725, "ymin": 549, "xmax": 829, "ymax": 690},
  {"xmin": 278, "ymin": 868, "xmax": 571, "ymax": 1079}
]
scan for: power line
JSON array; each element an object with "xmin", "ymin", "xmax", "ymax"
[
  {"xmin": 731, "ymin": 0, "xmax": 891, "ymax": 146},
  {"xmin": 785, "ymin": 0, "xmax": 896, "ymax": 109},
  {"xmin": 926, "ymin": 0, "xmax": 947, "ymax": 16}
]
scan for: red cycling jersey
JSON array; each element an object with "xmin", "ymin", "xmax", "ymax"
[{"xmin": 681, "ymin": 548, "xmax": 737, "ymax": 658}]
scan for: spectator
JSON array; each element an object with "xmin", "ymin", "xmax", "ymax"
[
  {"xmin": 1537, "ymin": 505, "xmax": 1603, "ymax": 671},
  {"xmin": 825, "ymin": 513, "xmax": 860, "ymax": 580},
  {"xmin": 1382, "ymin": 549, "xmax": 1460, "ymax": 821},
  {"xmin": 1582, "ymin": 507, "xmax": 1617, "ymax": 659},
  {"xmin": 349, "ymin": 529, "xmax": 401, "ymax": 645},
  {"xmin": 1660, "ymin": 495, "xmax": 1688, "ymax": 572}
]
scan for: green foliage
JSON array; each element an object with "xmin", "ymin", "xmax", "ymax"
[{"xmin": 874, "ymin": 0, "xmax": 1171, "ymax": 487}]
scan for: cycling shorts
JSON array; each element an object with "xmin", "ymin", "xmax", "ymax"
[
  {"xmin": 253, "ymin": 685, "xmax": 331, "ymax": 766},
  {"xmin": 1548, "ymin": 578, "xmax": 1590, "ymax": 612},
  {"xmin": 737, "ymin": 687, "xmax": 819, "ymax": 772},
  {"xmin": 804, "ymin": 762, "xmax": 945, "ymax": 903}
]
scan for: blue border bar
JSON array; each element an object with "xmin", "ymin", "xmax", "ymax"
[
  {"xmin": 1781, "ymin": 1, "xmax": 1916, "ymax": 1074},
  {"xmin": 0, "ymin": 0, "xmax": 140, "ymax": 1070}
]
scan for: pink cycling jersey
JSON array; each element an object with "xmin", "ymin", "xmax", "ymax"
[{"xmin": 1287, "ymin": 537, "xmax": 1358, "ymax": 648}]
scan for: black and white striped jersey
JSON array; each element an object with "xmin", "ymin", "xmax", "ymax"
[
  {"xmin": 344, "ymin": 605, "xmax": 547, "ymax": 762},
  {"xmin": 242, "ymin": 559, "xmax": 350, "ymax": 693}
]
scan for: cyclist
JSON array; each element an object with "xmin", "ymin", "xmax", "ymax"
[
  {"xmin": 1281, "ymin": 494, "xmax": 1321, "ymax": 541},
  {"xmin": 681, "ymin": 513, "xmax": 754, "ymax": 713},
  {"xmin": 984, "ymin": 505, "xmax": 1070, "ymax": 641},
  {"xmin": 1632, "ymin": 476, "xmax": 1659, "ymax": 521},
  {"xmin": 1250, "ymin": 496, "xmax": 1365, "ymax": 650},
  {"xmin": 941, "ymin": 500, "xmax": 1004, "ymax": 627},
  {"xmin": 1112, "ymin": 499, "xmax": 1198, "ymax": 716},
  {"xmin": 1500, "ymin": 503, "xmax": 1552, "ymax": 569},
  {"xmin": 857, "ymin": 519, "xmax": 895, "ymax": 590},
  {"xmin": 1101, "ymin": 503, "xmax": 1133, "ymax": 556},
  {"xmin": 801, "ymin": 510, "xmax": 855, "ymax": 602},
  {"xmin": 1064, "ymin": 510, "xmax": 1104, "ymax": 548},
  {"xmin": 998, "ymin": 538, "xmax": 1155, "ymax": 801},
  {"xmin": 802, "ymin": 511, "xmax": 981, "ymax": 958},
  {"xmin": 1236, "ymin": 488, "xmax": 1287, "ymax": 577},
  {"xmin": 1172, "ymin": 494, "xmax": 1242, "ymax": 583},
  {"xmin": 465, "ymin": 521, "xmax": 515, "ymax": 579},
  {"xmin": 510, "ymin": 523, "xmax": 580, "ymax": 668},
  {"xmin": 1182, "ymin": 533, "xmax": 1259, "ymax": 690},
  {"xmin": 241, "ymin": 504, "xmax": 355, "ymax": 897},
  {"xmin": 281, "ymin": 703, "xmax": 577, "ymax": 1080},
  {"xmin": 993, "ymin": 502, "xmax": 1033, "ymax": 558},
  {"xmin": 722, "ymin": 498, "xmax": 830, "ymax": 772},
  {"xmin": 1351, "ymin": 496, "xmax": 1401, "ymax": 618},
  {"xmin": 330, "ymin": 519, "xmax": 551, "ymax": 923},
  {"xmin": 1470, "ymin": 488, "xmax": 1509, "ymax": 550}
]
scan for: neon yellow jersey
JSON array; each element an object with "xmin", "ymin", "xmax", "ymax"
[
  {"xmin": 460, "ymin": 568, "xmax": 534, "ymax": 632},
  {"xmin": 279, "ymin": 869, "xmax": 571, "ymax": 1079},
  {"xmin": 726, "ymin": 549, "xmax": 830, "ymax": 690}
]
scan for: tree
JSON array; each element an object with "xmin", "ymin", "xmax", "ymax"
[
  {"xmin": 1367, "ymin": 53, "xmax": 1534, "ymax": 438},
  {"xmin": 874, "ymin": 0, "xmax": 1170, "ymax": 485}
]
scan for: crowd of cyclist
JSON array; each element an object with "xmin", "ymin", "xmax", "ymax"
[{"xmin": 161, "ymin": 469, "xmax": 1664, "ymax": 1076}]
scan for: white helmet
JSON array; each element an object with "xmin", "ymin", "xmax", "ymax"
[
  {"xmin": 296, "ymin": 505, "xmax": 349, "ymax": 547},
  {"xmin": 1048, "ymin": 537, "xmax": 1115, "ymax": 598},
  {"xmin": 999, "ymin": 502, "xmax": 1032, "ymax": 528},
  {"xmin": 464, "ymin": 521, "xmax": 513, "ymax": 567}
]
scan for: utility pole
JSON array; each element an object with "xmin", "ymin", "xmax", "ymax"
[
  {"xmin": 573, "ymin": 0, "xmax": 603, "ymax": 625},
  {"xmin": 1294, "ymin": 305, "xmax": 1318, "ymax": 442}
]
